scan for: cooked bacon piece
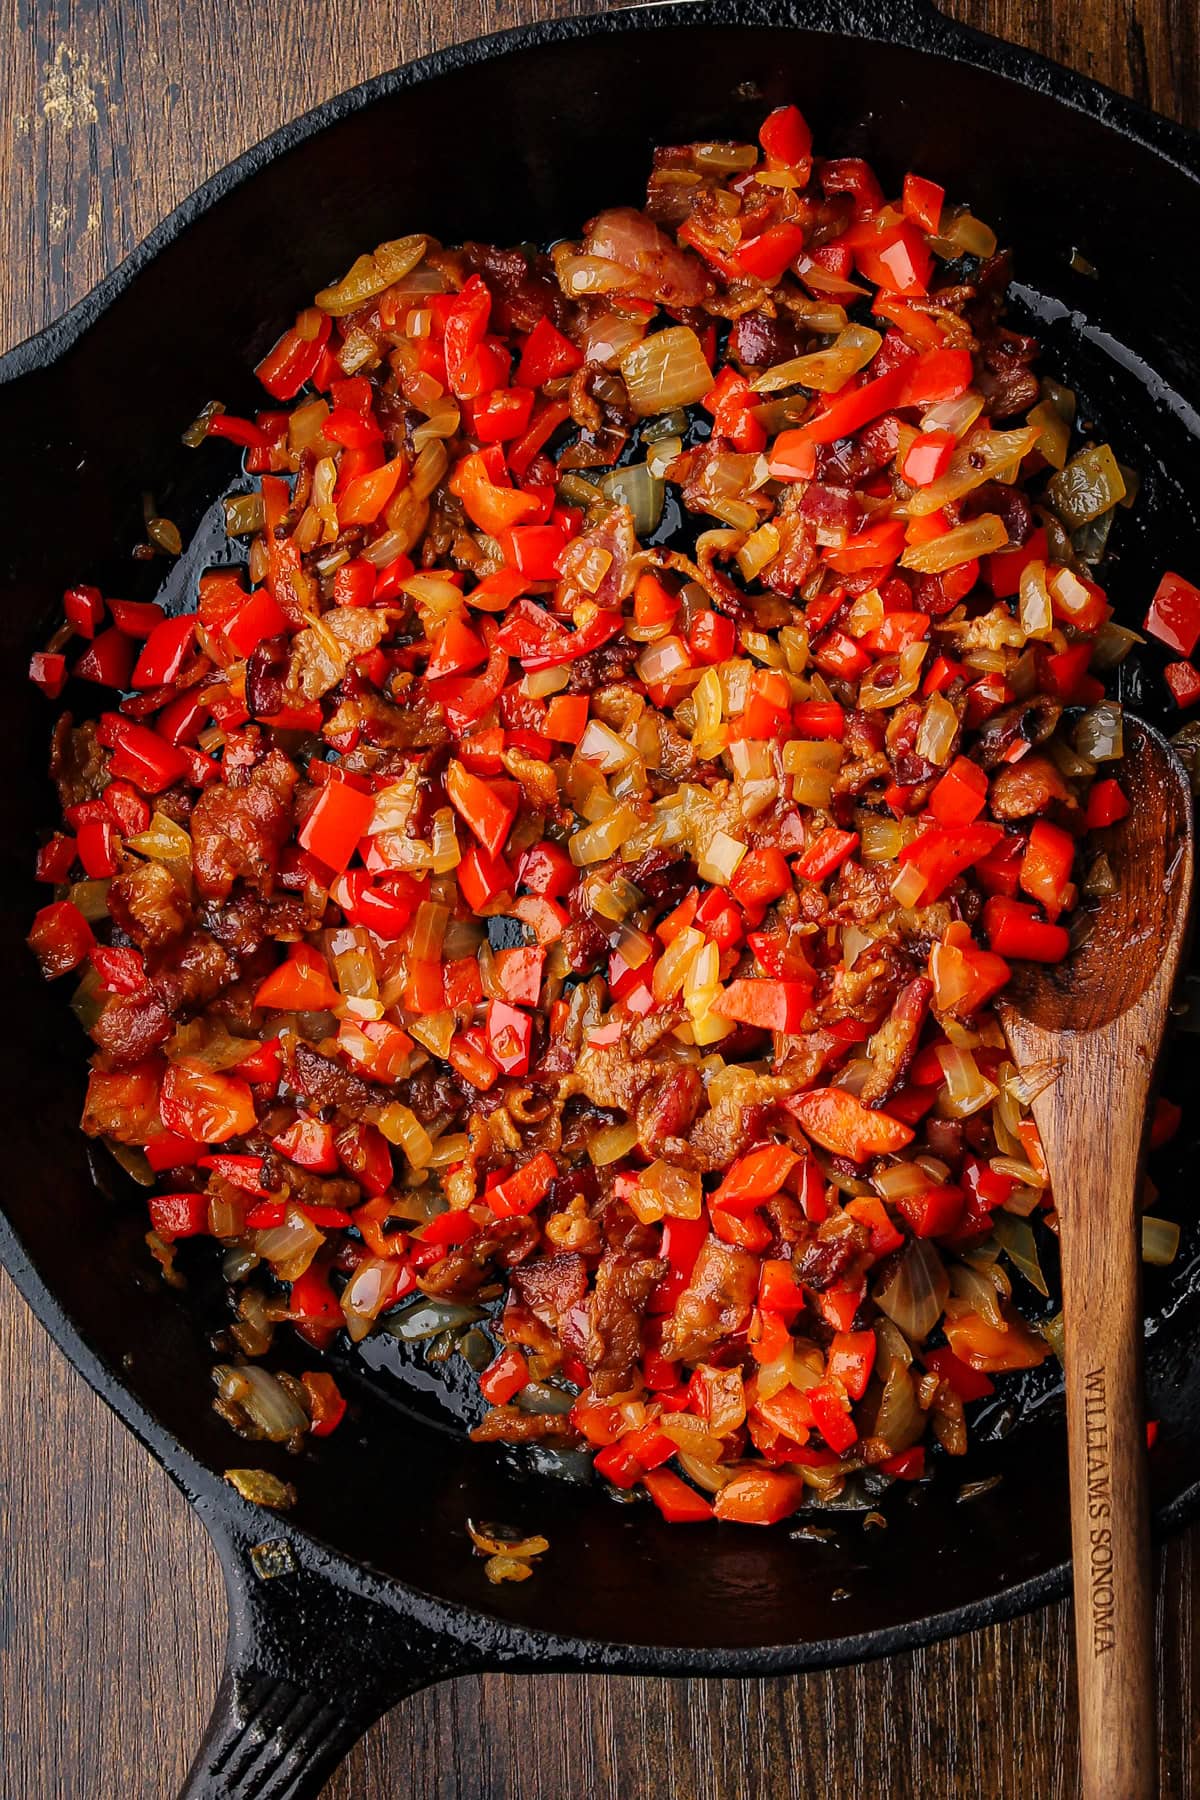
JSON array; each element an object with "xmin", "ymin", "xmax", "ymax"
[
  {"xmin": 988, "ymin": 754, "xmax": 1071, "ymax": 819},
  {"xmin": 858, "ymin": 976, "xmax": 932, "ymax": 1105},
  {"xmin": 585, "ymin": 1249, "xmax": 665, "ymax": 1397},
  {"xmin": 660, "ymin": 1237, "xmax": 757, "ymax": 1363},
  {"xmin": 108, "ymin": 860, "xmax": 192, "ymax": 949},
  {"xmin": 470, "ymin": 1406, "xmax": 580, "ymax": 1444},
  {"xmin": 190, "ymin": 751, "xmax": 297, "ymax": 901},
  {"xmin": 419, "ymin": 1219, "xmax": 540, "ymax": 1300},
  {"xmin": 89, "ymin": 991, "xmax": 173, "ymax": 1068},
  {"xmin": 288, "ymin": 1042, "xmax": 378, "ymax": 1118}
]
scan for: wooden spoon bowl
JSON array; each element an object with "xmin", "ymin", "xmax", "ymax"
[{"xmin": 998, "ymin": 718, "xmax": 1194, "ymax": 1800}]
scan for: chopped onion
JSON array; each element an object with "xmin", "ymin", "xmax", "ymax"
[
  {"xmin": 936, "ymin": 1044, "xmax": 999, "ymax": 1118},
  {"xmin": 751, "ymin": 325, "xmax": 882, "ymax": 396},
  {"xmin": 875, "ymin": 1239, "xmax": 950, "ymax": 1341},
  {"xmin": 315, "ymin": 235, "xmax": 428, "ymax": 314},
  {"xmin": 377, "ymin": 1102, "xmax": 434, "ymax": 1168},
  {"xmin": 905, "ymin": 429, "xmax": 1040, "ymax": 517},
  {"xmin": 408, "ymin": 1010, "xmax": 455, "ymax": 1057},
  {"xmin": 1073, "ymin": 700, "xmax": 1123, "ymax": 763},
  {"xmin": 1018, "ymin": 559, "xmax": 1054, "ymax": 639},
  {"xmin": 901, "ymin": 513, "xmax": 1008, "ymax": 573},
  {"xmin": 636, "ymin": 635, "xmax": 693, "ymax": 686},
  {"xmin": 570, "ymin": 805, "xmax": 639, "ymax": 865},
  {"xmin": 697, "ymin": 828, "xmax": 747, "ymax": 886},
  {"xmin": 915, "ymin": 693, "xmax": 959, "ymax": 767},
  {"xmin": 1046, "ymin": 443, "xmax": 1127, "ymax": 525},
  {"xmin": 1027, "ymin": 400, "xmax": 1070, "ymax": 470},
  {"xmin": 599, "ymin": 463, "xmax": 664, "ymax": 536},
  {"xmin": 385, "ymin": 1297, "xmax": 485, "ymax": 1341},
  {"xmin": 921, "ymin": 393, "xmax": 985, "ymax": 439},
  {"xmin": 214, "ymin": 1364, "xmax": 308, "ymax": 1442},
  {"xmin": 619, "ymin": 326, "xmax": 713, "ymax": 416},
  {"xmin": 254, "ymin": 1207, "xmax": 324, "ymax": 1282},
  {"xmin": 992, "ymin": 1213, "xmax": 1049, "ymax": 1295},
  {"xmin": 1142, "ymin": 1215, "xmax": 1181, "ymax": 1267},
  {"xmin": 589, "ymin": 1120, "xmax": 640, "ymax": 1166},
  {"xmin": 859, "ymin": 817, "xmax": 904, "ymax": 861},
  {"xmin": 578, "ymin": 718, "xmax": 636, "ymax": 772}
]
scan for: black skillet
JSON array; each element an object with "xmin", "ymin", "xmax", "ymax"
[{"xmin": 2, "ymin": 2, "xmax": 1200, "ymax": 1794}]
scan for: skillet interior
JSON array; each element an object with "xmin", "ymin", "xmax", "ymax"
[{"xmin": 1, "ymin": 5, "xmax": 1199, "ymax": 1665}]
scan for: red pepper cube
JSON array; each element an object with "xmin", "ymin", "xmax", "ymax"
[
  {"xmin": 29, "ymin": 651, "xmax": 68, "ymax": 698},
  {"xmin": 298, "ymin": 780, "xmax": 375, "ymax": 873},
  {"xmin": 1164, "ymin": 660, "xmax": 1200, "ymax": 709},
  {"xmin": 516, "ymin": 316, "xmax": 585, "ymax": 388},
  {"xmin": 901, "ymin": 172, "xmax": 945, "ymax": 234},
  {"xmin": 76, "ymin": 817, "xmax": 118, "ymax": 878},
  {"xmin": 63, "ymin": 583, "xmax": 105, "ymax": 638},
  {"xmin": 74, "ymin": 627, "xmax": 135, "ymax": 690},
  {"xmin": 759, "ymin": 103, "xmax": 812, "ymax": 168},
  {"xmin": 224, "ymin": 588, "xmax": 290, "ymax": 655},
  {"xmin": 901, "ymin": 429, "xmax": 956, "ymax": 488},
  {"xmin": 132, "ymin": 612, "xmax": 196, "ymax": 689},
  {"xmin": 28, "ymin": 899, "xmax": 94, "ymax": 977},
  {"xmin": 457, "ymin": 843, "xmax": 514, "ymax": 912},
  {"xmin": 689, "ymin": 611, "xmax": 737, "ymax": 664},
  {"xmin": 1084, "ymin": 778, "xmax": 1130, "ymax": 830},
  {"xmin": 1145, "ymin": 570, "xmax": 1200, "ymax": 658},
  {"xmin": 929, "ymin": 756, "xmax": 988, "ymax": 827},
  {"xmin": 982, "ymin": 896, "xmax": 1070, "ymax": 963},
  {"xmin": 486, "ymin": 999, "xmax": 533, "ymax": 1077},
  {"xmin": 445, "ymin": 760, "xmax": 519, "ymax": 860}
]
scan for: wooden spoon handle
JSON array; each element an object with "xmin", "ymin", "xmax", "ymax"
[{"xmin": 1059, "ymin": 1119, "xmax": 1156, "ymax": 1800}]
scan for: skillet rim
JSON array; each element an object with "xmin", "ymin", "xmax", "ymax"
[{"xmin": 0, "ymin": 0, "xmax": 1198, "ymax": 1682}]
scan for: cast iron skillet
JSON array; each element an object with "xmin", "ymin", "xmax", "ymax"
[{"xmin": 2, "ymin": 2, "xmax": 1200, "ymax": 1794}]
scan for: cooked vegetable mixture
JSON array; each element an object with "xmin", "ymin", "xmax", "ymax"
[{"xmin": 28, "ymin": 106, "xmax": 1197, "ymax": 1525}]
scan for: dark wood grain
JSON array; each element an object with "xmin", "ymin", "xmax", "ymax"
[{"xmin": 0, "ymin": 4, "xmax": 1197, "ymax": 1797}]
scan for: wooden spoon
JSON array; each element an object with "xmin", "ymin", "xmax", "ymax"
[{"xmin": 997, "ymin": 718, "xmax": 1194, "ymax": 1800}]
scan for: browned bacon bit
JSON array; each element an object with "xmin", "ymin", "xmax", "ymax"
[{"xmin": 31, "ymin": 98, "xmax": 1140, "ymax": 1525}]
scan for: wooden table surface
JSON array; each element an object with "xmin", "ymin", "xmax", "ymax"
[{"xmin": 1, "ymin": 2, "xmax": 1198, "ymax": 1795}]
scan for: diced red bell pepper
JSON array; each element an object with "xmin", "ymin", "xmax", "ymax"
[
  {"xmin": 470, "ymin": 386, "xmax": 536, "ymax": 444},
  {"xmin": 923, "ymin": 1345, "xmax": 996, "ymax": 1403},
  {"xmin": 516, "ymin": 316, "xmax": 585, "ymax": 387},
  {"xmin": 331, "ymin": 868, "xmax": 416, "ymax": 940},
  {"xmin": 896, "ymin": 822, "xmax": 1003, "ymax": 903},
  {"xmin": 108, "ymin": 599, "xmax": 166, "ymax": 637},
  {"xmin": 1150, "ymin": 1095, "xmax": 1182, "ymax": 1150},
  {"xmin": 149, "ymin": 1192, "xmax": 210, "ymax": 1242},
  {"xmin": 446, "ymin": 760, "xmax": 519, "ymax": 860},
  {"xmin": 76, "ymin": 816, "xmax": 118, "ymax": 878},
  {"xmin": 486, "ymin": 999, "xmax": 533, "ymax": 1077},
  {"xmin": 735, "ymin": 222, "xmax": 807, "ymax": 283},
  {"xmin": 894, "ymin": 1183, "xmax": 965, "ymax": 1239},
  {"xmin": 812, "ymin": 630, "xmax": 872, "ymax": 681},
  {"xmin": 224, "ymin": 588, "xmax": 290, "ymax": 656},
  {"xmin": 199, "ymin": 1153, "xmax": 271, "ymax": 1198},
  {"xmin": 1145, "ymin": 570, "xmax": 1200, "ymax": 657},
  {"xmin": 895, "ymin": 348, "xmax": 973, "ymax": 407},
  {"xmin": 272, "ymin": 1115, "xmax": 339, "ymax": 1174},
  {"xmin": 28, "ymin": 900, "xmax": 94, "ymax": 977},
  {"xmin": 712, "ymin": 1145, "xmax": 799, "ymax": 1214},
  {"xmin": 298, "ymin": 779, "xmax": 375, "ymax": 873},
  {"xmin": 457, "ymin": 842, "xmax": 515, "ymax": 912},
  {"xmin": 802, "ymin": 366, "xmax": 908, "ymax": 446},
  {"xmin": 845, "ymin": 1195, "xmax": 905, "ymax": 1258},
  {"xmin": 790, "ymin": 701, "xmax": 846, "ymax": 740},
  {"xmin": 544, "ymin": 693, "xmax": 589, "ymax": 743},
  {"xmin": 643, "ymin": 1468, "xmax": 714, "ymax": 1523},
  {"xmin": 820, "ymin": 158, "xmax": 884, "ymax": 217},
  {"xmin": 760, "ymin": 104, "xmax": 812, "ymax": 168},
  {"xmin": 930, "ymin": 756, "xmax": 988, "ymax": 826},
  {"xmin": 63, "ymin": 583, "xmax": 105, "ymax": 637},
  {"xmin": 767, "ymin": 430, "xmax": 817, "ymax": 482},
  {"xmin": 758, "ymin": 1258, "xmax": 806, "ymax": 1318},
  {"xmin": 881, "ymin": 1447, "xmax": 926, "ymax": 1481},
  {"xmin": 301, "ymin": 1371, "xmax": 347, "ymax": 1438},
  {"xmin": 850, "ymin": 220, "xmax": 932, "ymax": 296},
  {"xmin": 486, "ymin": 1150, "xmax": 556, "ymax": 1218},
  {"xmin": 793, "ymin": 828, "xmax": 859, "ymax": 884},
  {"xmin": 983, "ymin": 895, "xmax": 1070, "ymax": 963},
  {"xmin": 729, "ymin": 847, "xmax": 791, "ymax": 909},
  {"xmin": 1085, "ymin": 778, "xmax": 1130, "ymax": 830},
  {"xmin": 74, "ymin": 627, "xmax": 135, "ymax": 690},
  {"xmin": 711, "ymin": 977, "xmax": 813, "ymax": 1032},
  {"xmin": 98, "ymin": 714, "xmax": 189, "ymax": 794},
  {"xmin": 1019, "ymin": 819, "xmax": 1076, "ymax": 920},
  {"xmin": 479, "ymin": 1345, "xmax": 530, "ymax": 1404},
  {"xmin": 449, "ymin": 449, "xmax": 542, "ymax": 537},
  {"xmin": 1164, "ymin": 660, "xmax": 1200, "ymax": 708},
  {"xmin": 902, "ymin": 428, "xmax": 955, "ymax": 488},
  {"xmin": 492, "ymin": 946, "xmax": 545, "ymax": 1008},
  {"xmin": 928, "ymin": 921, "xmax": 1012, "ymax": 1017},
  {"xmin": 253, "ymin": 942, "xmax": 339, "ymax": 1012},
  {"xmin": 689, "ymin": 611, "xmax": 737, "ymax": 664},
  {"xmin": 713, "ymin": 1468, "xmax": 806, "ymax": 1525},
  {"xmin": 827, "ymin": 1330, "xmax": 877, "ymax": 1401},
  {"xmin": 787, "ymin": 1087, "xmax": 915, "ymax": 1161},
  {"xmin": 29, "ymin": 650, "xmax": 68, "ymax": 698},
  {"xmin": 425, "ymin": 614, "xmax": 487, "ymax": 683},
  {"xmin": 902, "ymin": 172, "xmax": 945, "ymax": 234},
  {"xmin": 36, "ymin": 833, "xmax": 77, "ymax": 882},
  {"xmin": 449, "ymin": 1033, "xmax": 501, "ymax": 1090},
  {"xmin": 288, "ymin": 1264, "xmax": 343, "ymax": 1326},
  {"xmin": 132, "ymin": 613, "xmax": 195, "ymax": 689}
]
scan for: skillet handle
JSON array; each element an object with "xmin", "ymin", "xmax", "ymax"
[{"xmin": 178, "ymin": 1500, "xmax": 479, "ymax": 1800}]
